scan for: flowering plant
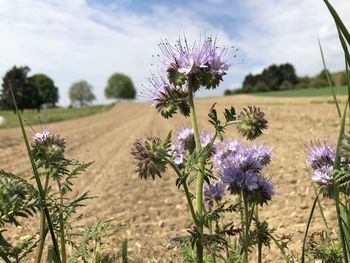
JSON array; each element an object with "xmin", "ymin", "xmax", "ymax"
[
  {"xmin": 302, "ymin": 1, "xmax": 350, "ymax": 261},
  {"xmin": 132, "ymin": 37, "xmax": 286, "ymax": 262}
]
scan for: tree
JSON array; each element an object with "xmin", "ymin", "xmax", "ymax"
[
  {"xmin": 0, "ymin": 66, "xmax": 31, "ymax": 112},
  {"xmin": 69, "ymin": 80, "xmax": 96, "ymax": 107},
  {"xmin": 280, "ymin": 80, "xmax": 294, "ymax": 90},
  {"xmin": 104, "ymin": 73, "xmax": 136, "ymax": 100},
  {"xmin": 28, "ymin": 74, "xmax": 59, "ymax": 110}
]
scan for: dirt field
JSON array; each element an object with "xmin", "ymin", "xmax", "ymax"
[{"xmin": 0, "ymin": 95, "xmax": 345, "ymax": 262}]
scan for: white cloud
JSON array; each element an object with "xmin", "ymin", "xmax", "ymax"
[
  {"xmin": 0, "ymin": 0, "xmax": 234, "ymax": 105},
  {"xmin": 236, "ymin": 0, "xmax": 350, "ymax": 76},
  {"xmin": 0, "ymin": 0, "xmax": 349, "ymax": 105}
]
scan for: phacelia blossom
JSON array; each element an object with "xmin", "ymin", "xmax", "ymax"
[
  {"xmin": 33, "ymin": 129, "xmax": 50, "ymax": 142},
  {"xmin": 252, "ymin": 176, "xmax": 275, "ymax": 205},
  {"xmin": 31, "ymin": 129, "xmax": 66, "ymax": 163},
  {"xmin": 214, "ymin": 141, "xmax": 271, "ymax": 174},
  {"xmin": 144, "ymin": 74, "xmax": 189, "ymax": 119},
  {"xmin": 221, "ymin": 167, "xmax": 259, "ymax": 194},
  {"xmin": 157, "ymin": 36, "xmax": 231, "ymax": 90},
  {"xmin": 203, "ymin": 180, "xmax": 226, "ymax": 207},
  {"xmin": 311, "ymin": 165, "xmax": 333, "ymax": 186},
  {"xmin": 306, "ymin": 140, "xmax": 335, "ymax": 170},
  {"xmin": 170, "ymin": 128, "xmax": 217, "ymax": 165}
]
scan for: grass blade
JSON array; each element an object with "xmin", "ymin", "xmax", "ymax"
[
  {"xmin": 122, "ymin": 237, "xmax": 128, "ymax": 263},
  {"xmin": 9, "ymin": 85, "xmax": 61, "ymax": 262},
  {"xmin": 301, "ymin": 195, "xmax": 318, "ymax": 263},
  {"xmin": 323, "ymin": 0, "xmax": 350, "ymax": 45},
  {"xmin": 318, "ymin": 36, "xmax": 341, "ymax": 117},
  {"xmin": 333, "ymin": 101, "xmax": 349, "ymax": 262}
]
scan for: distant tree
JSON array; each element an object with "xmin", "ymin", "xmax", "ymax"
[
  {"xmin": 0, "ymin": 66, "xmax": 31, "ymax": 112},
  {"xmin": 254, "ymin": 81, "xmax": 269, "ymax": 92},
  {"xmin": 69, "ymin": 80, "xmax": 96, "ymax": 107},
  {"xmin": 224, "ymin": 89, "xmax": 232, "ymax": 96},
  {"xmin": 340, "ymin": 71, "xmax": 349, "ymax": 86},
  {"xmin": 28, "ymin": 74, "xmax": 59, "ymax": 110},
  {"xmin": 280, "ymin": 80, "xmax": 294, "ymax": 90},
  {"xmin": 104, "ymin": 73, "xmax": 136, "ymax": 100},
  {"xmin": 242, "ymin": 63, "xmax": 298, "ymax": 93},
  {"xmin": 310, "ymin": 69, "xmax": 334, "ymax": 88}
]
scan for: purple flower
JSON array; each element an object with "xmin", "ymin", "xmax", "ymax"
[
  {"xmin": 170, "ymin": 128, "xmax": 217, "ymax": 165},
  {"xmin": 157, "ymin": 37, "xmax": 231, "ymax": 89},
  {"xmin": 221, "ymin": 167, "xmax": 259, "ymax": 194},
  {"xmin": 244, "ymin": 145, "xmax": 272, "ymax": 166},
  {"xmin": 251, "ymin": 176, "xmax": 275, "ymax": 205},
  {"xmin": 203, "ymin": 180, "xmax": 226, "ymax": 207},
  {"xmin": 214, "ymin": 140, "xmax": 242, "ymax": 170},
  {"xmin": 33, "ymin": 129, "xmax": 50, "ymax": 143},
  {"xmin": 306, "ymin": 140, "xmax": 335, "ymax": 170},
  {"xmin": 312, "ymin": 165, "xmax": 333, "ymax": 186}
]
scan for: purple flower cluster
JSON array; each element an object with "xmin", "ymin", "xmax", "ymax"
[
  {"xmin": 144, "ymin": 37, "xmax": 232, "ymax": 118},
  {"xmin": 170, "ymin": 128, "xmax": 217, "ymax": 165},
  {"xmin": 203, "ymin": 140, "xmax": 274, "ymax": 206},
  {"xmin": 306, "ymin": 140, "xmax": 335, "ymax": 186},
  {"xmin": 159, "ymin": 37, "xmax": 230, "ymax": 81},
  {"xmin": 203, "ymin": 180, "xmax": 226, "ymax": 208}
]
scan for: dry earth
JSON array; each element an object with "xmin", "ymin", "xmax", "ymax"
[{"xmin": 0, "ymin": 95, "xmax": 345, "ymax": 262}]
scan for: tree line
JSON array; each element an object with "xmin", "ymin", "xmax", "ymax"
[
  {"xmin": 225, "ymin": 63, "xmax": 349, "ymax": 95},
  {"xmin": 0, "ymin": 66, "xmax": 136, "ymax": 111}
]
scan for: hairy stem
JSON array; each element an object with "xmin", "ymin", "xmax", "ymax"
[
  {"xmin": 188, "ymin": 85, "xmax": 204, "ymax": 263},
  {"xmin": 34, "ymin": 174, "xmax": 50, "ymax": 263},
  {"xmin": 255, "ymin": 208, "xmax": 262, "ymax": 263},
  {"xmin": 165, "ymin": 157, "xmax": 199, "ymax": 227},
  {"xmin": 56, "ymin": 180, "xmax": 67, "ymax": 263},
  {"xmin": 242, "ymin": 192, "xmax": 249, "ymax": 263}
]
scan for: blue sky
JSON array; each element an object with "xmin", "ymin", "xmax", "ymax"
[{"xmin": 0, "ymin": 0, "xmax": 350, "ymax": 106}]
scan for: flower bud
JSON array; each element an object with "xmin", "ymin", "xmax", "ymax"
[{"xmin": 237, "ymin": 106, "xmax": 268, "ymax": 140}]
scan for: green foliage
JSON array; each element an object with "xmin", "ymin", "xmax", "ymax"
[
  {"xmin": 69, "ymin": 80, "xmax": 96, "ymax": 107},
  {"xmin": 242, "ymin": 63, "xmax": 298, "ymax": 93},
  {"xmin": 0, "ymin": 66, "xmax": 31, "ymax": 111},
  {"xmin": 280, "ymin": 80, "xmax": 294, "ymax": 90},
  {"xmin": 28, "ymin": 74, "xmax": 59, "ymax": 108},
  {"xmin": 104, "ymin": 73, "xmax": 136, "ymax": 100},
  {"xmin": 68, "ymin": 220, "xmax": 118, "ymax": 263},
  {"xmin": 0, "ymin": 170, "xmax": 39, "ymax": 227}
]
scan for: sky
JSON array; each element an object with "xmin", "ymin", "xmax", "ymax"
[{"xmin": 0, "ymin": 0, "xmax": 350, "ymax": 106}]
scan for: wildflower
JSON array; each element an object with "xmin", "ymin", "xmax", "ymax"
[
  {"xmin": 306, "ymin": 140, "xmax": 335, "ymax": 170},
  {"xmin": 214, "ymin": 140, "xmax": 242, "ymax": 171},
  {"xmin": 158, "ymin": 36, "xmax": 231, "ymax": 90},
  {"xmin": 31, "ymin": 129, "xmax": 65, "ymax": 163},
  {"xmin": 244, "ymin": 144, "xmax": 272, "ymax": 166},
  {"xmin": 249, "ymin": 177, "xmax": 275, "ymax": 205},
  {"xmin": 203, "ymin": 180, "xmax": 226, "ymax": 208},
  {"xmin": 311, "ymin": 165, "xmax": 333, "ymax": 186},
  {"xmin": 237, "ymin": 106, "xmax": 268, "ymax": 140},
  {"xmin": 146, "ymin": 75, "xmax": 189, "ymax": 119},
  {"xmin": 170, "ymin": 128, "xmax": 217, "ymax": 165},
  {"xmin": 221, "ymin": 167, "xmax": 259, "ymax": 194},
  {"xmin": 131, "ymin": 137, "xmax": 169, "ymax": 180}
]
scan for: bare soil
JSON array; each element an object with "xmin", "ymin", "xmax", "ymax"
[{"xmin": 0, "ymin": 95, "xmax": 344, "ymax": 262}]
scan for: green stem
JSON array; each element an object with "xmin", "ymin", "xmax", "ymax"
[
  {"xmin": 242, "ymin": 192, "xmax": 249, "ymax": 263},
  {"xmin": 188, "ymin": 85, "xmax": 204, "ymax": 263},
  {"xmin": 164, "ymin": 158, "xmax": 199, "ymax": 228},
  {"xmin": 255, "ymin": 207, "xmax": 262, "ymax": 263},
  {"xmin": 334, "ymin": 102, "xmax": 349, "ymax": 263},
  {"xmin": 56, "ymin": 180, "xmax": 67, "ymax": 263},
  {"xmin": 9, "ymin": 84, "xmax": 61, "ymax": 263},
  {"xmin": 34, "ymin": 174, "xmax": 50, "ymax": 263}
]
